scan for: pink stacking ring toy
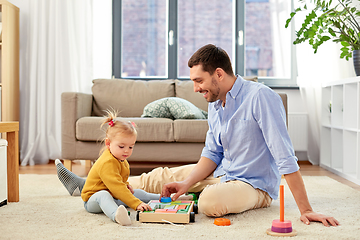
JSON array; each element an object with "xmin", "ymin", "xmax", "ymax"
[{"xmin": 266, "ymin": 185, "xmax": 297, "ymax": 237}]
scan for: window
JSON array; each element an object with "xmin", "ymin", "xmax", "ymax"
[
  {"xmin": 113, "ymin": 0, "xmax": 297, "ymax": 87},
  {"xmin": 177, "ymin": 0, "xmax": 234, "ymax": 78},
  {"xmin": 121, "ymin": 0, "xmax": 167, "ymax": 78}
]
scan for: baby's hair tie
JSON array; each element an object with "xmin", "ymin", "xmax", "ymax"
[
  {"xmin": 130, "ymin": 121, "xmax": 136, "ymax": 127},
  {"xmin": 108, "ymin": 120, "xmax": 115, "ymax": 127}
]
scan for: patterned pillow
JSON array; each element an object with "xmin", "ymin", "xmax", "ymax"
[
  {"xmin": 141, "ymin": 98, "xmax": 173, "ymax": 119},
  {"xmin": 141, "ymin": 97, "xmax": 207, "ymax": 119}
]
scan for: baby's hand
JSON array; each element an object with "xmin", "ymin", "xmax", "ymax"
[
  {"xmin": 127, "ymin": 184, "xmax": 134, "ymax": 194},
  {"xmin": 136, "ymin": 202, "xmax": 152, "ymax": 211}
]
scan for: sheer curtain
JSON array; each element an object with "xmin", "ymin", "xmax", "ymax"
[
  {"xmin": 270, "ymin": 0, "xmax": 291, "ymax": 78},
  {"xmin": 20, "ymin": 0, "xmax": 93, "ymax": 165}
]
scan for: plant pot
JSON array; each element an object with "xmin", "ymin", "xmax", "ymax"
[{"xmin": 354, "ymin": 50, "xmax": 360, "ymax": 76}]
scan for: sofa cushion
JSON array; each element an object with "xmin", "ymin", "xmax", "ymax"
[
  {"xmin": 141, "ymin": 97, "xmax": 207, "ymax": 120},
  {"xmin": 131, "ymin": 117, "xmax": 174, "ymax": 142},
  {"xmin": 174, "ymin": 119, "xmax": 208, "ymax": 142},
  {"xmin": 76, "ymin": 117, "xmax": 174, "ymax": 142},
  {"xmin": 175, "ymin": 80, "xmax": 208, "ymax": 111},
  {"xmin": 75, "ymin": 117, "xmax": 105, "ymax": 142},
  {"xmin": 92, "ymin": 79, "xmax": 175, "ymax": 117}
]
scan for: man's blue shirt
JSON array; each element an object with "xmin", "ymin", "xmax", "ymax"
[{"xmin": 201, "ymin": 76, "xmax": 299, "ymax": 199}]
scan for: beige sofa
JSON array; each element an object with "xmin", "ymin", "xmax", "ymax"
[{"xmin": 61, "ymin": 78, "xmax": 287, "ymax": 174}]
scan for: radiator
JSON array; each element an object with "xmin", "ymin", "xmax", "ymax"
[{"xmin": 288, "ymin": 113, "xmax": 308, "ymax": 151}]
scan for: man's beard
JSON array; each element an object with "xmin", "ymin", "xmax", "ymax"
[{"xmin": 206, "ymin": 77, "xmax": 220, "ymax": 102}]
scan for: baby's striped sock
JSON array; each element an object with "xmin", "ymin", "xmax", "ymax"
[{"xmin": 55, "ymin": 159, "xmax": 86, "ymax": 196}]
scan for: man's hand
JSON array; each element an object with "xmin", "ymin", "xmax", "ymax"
[
  {"xmin": 300, "ymin": 211, "xmax": 340, "ymax": 227},
  {"xmin": 159, "ymin": 157, "xmax": 216, "ymax": 202},
  {"xmin": 284, "ymin": 171, "xmax": 339, "ymax": 227},
  {"xmin": 160, "ymin": 181, "xmax": 189, "ymax": 201}
]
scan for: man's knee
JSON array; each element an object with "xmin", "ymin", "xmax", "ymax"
[
  {"xmin": 198, "ymin": 184, "xmax": 229, "ymax": 217},
  {"xmin": 197, "ymin": 180, "xmax": 268, "ymax": 217}
]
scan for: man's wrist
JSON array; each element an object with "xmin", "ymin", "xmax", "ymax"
[
  {"xmin": 300, "ymin": 208, "xmax": 313, "ymax": 215},
  {"xmin": 182, "ymin": 178, "xmax": 195, "ymax": 191}
]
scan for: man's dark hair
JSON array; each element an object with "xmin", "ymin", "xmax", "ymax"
[{"xmin": 188, "ymin": 44, "xmax": 234, "ymax": 76}]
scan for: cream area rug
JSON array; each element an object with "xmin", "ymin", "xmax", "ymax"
[{"xmin": 0, "ymin": 175, "xmax": 359, "ymax": 240}]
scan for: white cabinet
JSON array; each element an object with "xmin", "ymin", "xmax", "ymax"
[{"xmin": 320, "ymin": 77, "xmax": 360, "ymax": 185}]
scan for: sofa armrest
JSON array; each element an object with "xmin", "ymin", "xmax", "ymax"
[{"xmin": 61, "ymin": 92, "xmax": 93, "ymax": 159}]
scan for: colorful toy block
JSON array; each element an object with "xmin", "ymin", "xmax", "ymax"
[{"xmin": 136, "ymin": 200, "xmax": 198, "ymax": 224}]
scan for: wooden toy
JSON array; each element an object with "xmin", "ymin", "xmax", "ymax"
[
  {"xmin": 136, "ymin": 200, "xmax": 198, "ymax": 224},
  {"xmin": 266, "ymin": 185, "xmax": 297, "ymax": 237}
]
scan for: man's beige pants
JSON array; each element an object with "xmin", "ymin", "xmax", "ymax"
[{"xmin": 128, "ymin": 164, "xmax": 272, "ymax": 217}]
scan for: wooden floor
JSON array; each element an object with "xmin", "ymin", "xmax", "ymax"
[{"xmin": 19, "ymin": 160, "xmax": 360, "ymax": 191}]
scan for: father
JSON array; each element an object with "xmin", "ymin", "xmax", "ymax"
[
  {"xmin": 57, "ymin": 44, "xmax": 338, "ymax": 227},
  {"xmin": 133, "ymin": 44, "xmax": 338, "ymax": 227}
]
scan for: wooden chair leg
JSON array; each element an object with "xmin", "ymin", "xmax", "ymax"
[
  {"xmin": 64, "ymin": 159, "xmax": 72, "ymax": 171},
  {"xmin": 85, "ymin": 160, "xmax": 92, "ymax": 168}
]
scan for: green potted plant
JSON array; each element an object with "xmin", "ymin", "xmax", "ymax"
[{"xmin": 285, "ymin": 0, "xmax": 360, "ymax": 76}]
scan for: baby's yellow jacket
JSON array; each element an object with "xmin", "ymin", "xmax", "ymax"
[{"xmin": 81, "ymin": 149, "xmax": 142, "ymax": 210}]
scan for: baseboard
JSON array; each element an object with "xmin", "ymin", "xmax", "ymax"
[{"xmin": 0, "ymin": 199, "xmax": 7, "ymax": 207}]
